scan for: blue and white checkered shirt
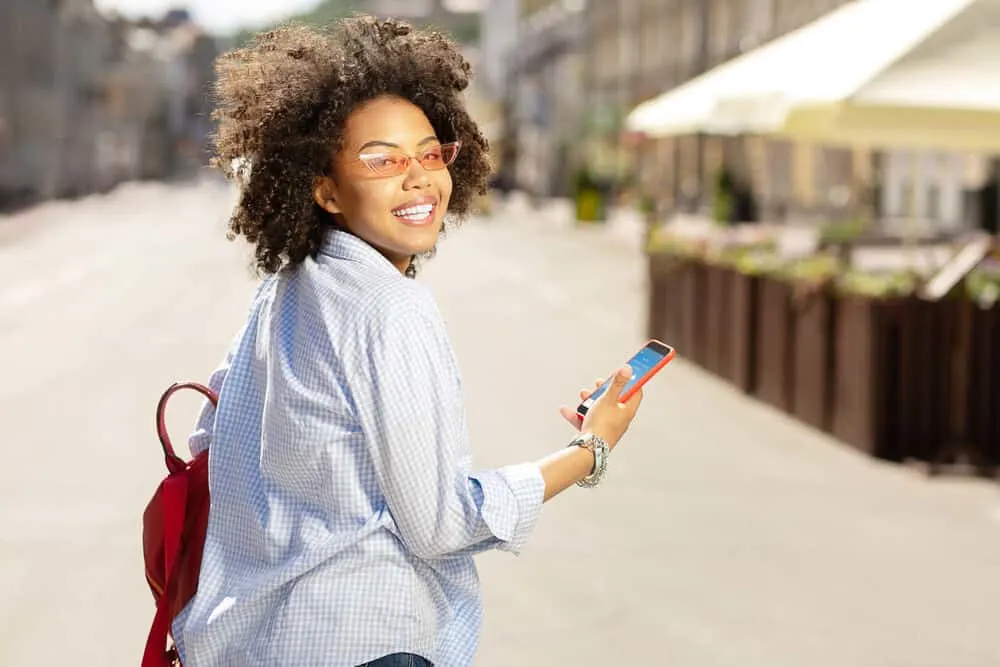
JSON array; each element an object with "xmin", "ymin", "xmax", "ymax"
[{"xmin": 172, "ymin": 229, "xmax": 546, "ymax": 666}]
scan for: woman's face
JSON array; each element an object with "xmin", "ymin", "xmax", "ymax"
[{"xmin": 313, "ymin": 96, "xmax": 456, "ymax": 273}]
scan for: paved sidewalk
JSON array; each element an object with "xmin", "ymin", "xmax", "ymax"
[
  {"xmin": 1, "ymin": 180, "xmax": 998, "ymax": 666},
  {"xmin": 490, "ymin": 192, "xmax": 648, "ymax": 249}
]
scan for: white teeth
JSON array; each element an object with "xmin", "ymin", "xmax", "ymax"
[{"xmin": 393, "ymin": 204, "xmax": 433, "ymax": 217}]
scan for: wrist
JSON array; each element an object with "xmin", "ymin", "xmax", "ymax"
[
  {"xmin": 567, "ymin": 432, "xmax": 609, "ymax": 488},
  {"xmin": 588, "ymin": 428, "xmax": 619, "ymax": 451}
]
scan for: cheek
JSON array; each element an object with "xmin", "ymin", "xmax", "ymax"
[
  {"xmin": 437, "ymin": 170, "xmax": 454, "ymax": 204},
  {"xmin": 345, "ymin": 180, "xmax": 397, "ymax": 215}
]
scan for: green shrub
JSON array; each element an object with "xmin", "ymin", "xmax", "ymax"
[
  {"xmin": 965, "ymin": 258, "xmax": 1000, "ymax": 308},
  {"xmin": 836, "ymin": 269, "xmax": 918, "ymax": 298},
  {"xmin": 820, "ymin": 217, "xmax": 867, "ymax": 244}
]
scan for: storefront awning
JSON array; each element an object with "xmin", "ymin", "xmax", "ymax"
[{"xmin": 626, "ymin": 0, "xmax": 1000, "ymax": 152}]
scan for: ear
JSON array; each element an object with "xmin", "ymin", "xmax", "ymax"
[{"xmin": 312, "ymin": 175, "xmax": 342, "ymax": 215}]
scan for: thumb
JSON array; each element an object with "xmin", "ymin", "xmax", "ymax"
[{"xmin": 603, "ymin": 365, "xmax": 633, "ymax": 403}]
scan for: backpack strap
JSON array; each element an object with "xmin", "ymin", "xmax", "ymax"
[
  {"xmin": 143, "ymin": 383, "xmax": 218, "ymax": 667},
  {"xmin": 156, "ymin": 382, "xmax": 219, "ymax": 473}
]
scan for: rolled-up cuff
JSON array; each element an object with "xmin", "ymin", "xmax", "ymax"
[{"xmin": 475, "ymin": 462, "xmax": 545, "ymax": 555}]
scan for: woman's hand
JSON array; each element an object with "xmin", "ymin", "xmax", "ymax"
[{"xmin": 558, "ymin": 366, "xmax": 643, "ymax": 449}]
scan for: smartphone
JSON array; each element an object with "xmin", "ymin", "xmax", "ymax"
[{"xmin": 576, "ymin": 339, "xmax": 676, "ymax": 417}]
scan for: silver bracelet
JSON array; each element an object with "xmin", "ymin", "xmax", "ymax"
[{"xmin": 567, "ymin": 433, "xmax": 610, "ymax": 488}]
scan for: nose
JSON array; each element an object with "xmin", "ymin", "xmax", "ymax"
[{"xmin": 402, "ymin": 157, "xmax": 431, "ymax": 189}]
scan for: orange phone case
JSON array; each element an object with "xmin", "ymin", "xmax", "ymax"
[
  {"xmin": 618, "ymin": 340, "xmax": 675, "ymax": 403},
  {"xmin": 577, "ymin": 339, "xmax": 676, "ymax": 415}
]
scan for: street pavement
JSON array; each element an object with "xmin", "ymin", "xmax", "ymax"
[{"xmin": 1, "ymin": 180, "xmax": 998, "ymax": 666}]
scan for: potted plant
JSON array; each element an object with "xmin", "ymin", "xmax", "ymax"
[
  {"xmin": 777, "ymin": 253, "xmax": 844, "ymax": 431},
  {"xmin": 711, "ymin": 168, "xmax": 735, "ymax": 226},
  {"xmin": 645, "ymin": 228, "xmax": 702, "ymax": 353},
  {"xmin": 962, "ymin": 255, "xmax": 1000, "ymax": 469},
  {"xmin": 573, "ymin": 167, "xmax": 605, "ymax": 224},
  {"xmin": 829, "ymin": 264, "xmax": 950, "ymax": 462},
  {"xmin": 965, "ymin": 258, "xmax": 1000, "ymax": 309}
]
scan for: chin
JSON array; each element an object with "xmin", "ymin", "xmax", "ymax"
[
  {"xmin": 407, "ymin": 235, "xmax": 440, "ymax": 258},
  {"xmin": 401, "ymin": 216, "xmax": 442, "ymax": 241}
]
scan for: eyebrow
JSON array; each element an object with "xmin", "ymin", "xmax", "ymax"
[{"xmin": 357, "ymin": 136, "xmax": 439, "ymax": 152}]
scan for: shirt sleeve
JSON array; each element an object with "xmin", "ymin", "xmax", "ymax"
[
  {"xmin": 187, "ymin": 358, "xmax": 230, "ymax": 457},
  {"xmin": 348, "ymin": 295, "xmax": 545, "ymax": 560},
  {"xmin": 188, "ymin": 277, "xmax": 273, "ymax": 456}
]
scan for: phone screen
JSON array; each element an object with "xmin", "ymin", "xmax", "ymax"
[{"xmin": 577, "ymin": 340, "xmax": 673, "ymax": 415}]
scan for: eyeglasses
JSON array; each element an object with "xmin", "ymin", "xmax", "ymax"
[{"xmin": 356, "ymin": 141, "xmax": 462, "ymax": 178}]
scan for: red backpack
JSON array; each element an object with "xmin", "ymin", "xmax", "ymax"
[{"xmin": 141, "ymin": 382, "xmax": 218, "ymax": 667}]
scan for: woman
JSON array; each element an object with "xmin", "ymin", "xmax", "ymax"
[{"xmin": 174, "ymin": 17, "xmax": 644, "ymax": 667}]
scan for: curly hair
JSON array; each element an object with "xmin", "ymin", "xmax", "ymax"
[{"xmin": 210, "ymin": 16, "xmax": 492, "ymax": 275}]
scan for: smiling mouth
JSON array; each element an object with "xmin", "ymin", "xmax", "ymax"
[{"xmin": 392, "ymin": 203, "xmax": 435, "ymax": 224}]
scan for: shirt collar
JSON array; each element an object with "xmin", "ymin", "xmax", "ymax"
[{"xmin": 318, "ymin": 228, "xmax": 405, "ymax": 278}]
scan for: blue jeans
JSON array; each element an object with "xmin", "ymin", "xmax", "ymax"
[{"xmin": 357, "ymin": 653, "xmax": 433, "ymax": 667}]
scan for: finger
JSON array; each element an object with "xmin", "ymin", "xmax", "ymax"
[
  {"xmin": 579, "ymin": 378, "xmax": 607, "ymax": 401},
  {"xmin": 601, "ymin": 365, "xmax": 633, "ymax": 403},
  {"xmin": 623, "ymin": 386, "xmax": 644, "ymax": 413},
  {"xmin": 559, "ymin": 406, "xmax": 584, "ymax": 430}
]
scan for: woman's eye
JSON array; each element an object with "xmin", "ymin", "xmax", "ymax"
[{"xmin": 366, "ymin": 156, "xmax": 401, "ymax": 170}]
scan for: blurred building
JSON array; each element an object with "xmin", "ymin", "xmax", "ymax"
[
  {"xmin": 506, "ymin": 0, "xmax": 985, "ymax": 231},
  {"xmin": 630, "ymin": 0, "xmax": 993, "ymax": 232},
  {"xmin": 470, "ymin": 0, "xmax": 518, "ymax": 169},
  {"xmin": 576, "ymin": 0, "xmax": 859, "ymax": 218},
  {"xmin": 0, "ymin": 0, "xmax": 112, "ymax": 204},
  {"xmin": 0, "ymin": 0, "xmax": 50, "ymax": 205},
  {"xmin": 0, "ymin": 1, "xmax": 218, "ymax": 210},
  {"xmin": 478, "ymin": 0, "xmax": 519, "ymax": 102},
  {"xmin": 364, "ymin": 0, "xmax": 482, "ymax": 43},
  {"xmin": 505, "ymin": 0, "xmax": 587, "ymax": 198}
]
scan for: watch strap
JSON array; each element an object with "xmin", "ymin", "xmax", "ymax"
[{"xmin": 567, "ymin": 432, "xmax": 609, "ymax": 488}]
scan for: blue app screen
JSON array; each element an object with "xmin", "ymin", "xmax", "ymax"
[{"xmin": 586, "ymin": 345, "xmax": 666, "ymax": 404}]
